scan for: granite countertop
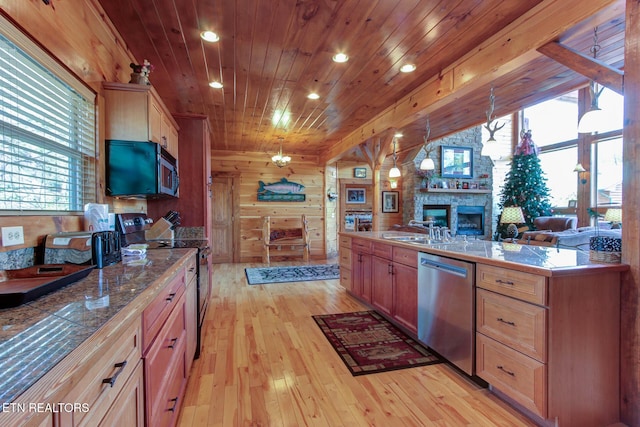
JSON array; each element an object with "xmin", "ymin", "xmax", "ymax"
[
  {"xmin": 342, "ymin": 231, "xmax": 629, "ymax": 276},
  {"xmin": 0, "ymin": 248, "xmax": 196, "ymax": 407}
]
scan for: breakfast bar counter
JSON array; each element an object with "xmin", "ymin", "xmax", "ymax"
[{"xmin": 0, "ymin": 248, "xmax": 196, "ymax": 425}]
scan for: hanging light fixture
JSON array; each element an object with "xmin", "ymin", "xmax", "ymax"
[
  {"xmin": 578, "ymin": 27, "xmax": 607, "ymax": 134},
  {"xmin": 389, "ymin": 136, "xmax": 401, "ymax": 178},
  {"xmin": 271, "ymin": 137, "xmax": 291, "ymax": 168},
  {"xmin": 419, "ymin": 117, "xmax": 435, "ymax": 171},
  {"xmin": 481, "ymin": 86, "xmax": 505, "ymax": 159}
]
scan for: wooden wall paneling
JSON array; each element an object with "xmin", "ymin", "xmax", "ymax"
[
  {"xmin": 621, "ymin": 0, "xmax": 640, "ymax": 425},
  {"xmin": 325, "ymin": 163, "xmax": 339, "ymax": 259},
  {"xmin": 211, "ymin": 150, "xmax": 324, "ymax": 262}
]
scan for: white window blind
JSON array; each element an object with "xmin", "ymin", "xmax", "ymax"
[{"xmin": 0, "ymin": 27, "xmax": 96, "ymax": 212}]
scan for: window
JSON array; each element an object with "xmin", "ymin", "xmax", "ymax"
[{"xmin": 0, "ymin": 23, "xmax": 96, "ymax": 213}]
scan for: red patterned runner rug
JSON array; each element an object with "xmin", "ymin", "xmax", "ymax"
[{"xmin": 312, "ymin": 310, "xmax": 441, "ymax": 376}]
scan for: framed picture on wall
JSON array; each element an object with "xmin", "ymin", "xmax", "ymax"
[
  {"xmin": 441, "ymin": 145, "xmax": 473, "ymax": 178},
  {"xmin": 382, "ymin": 191, "xmax": 399, "ymax": 213},
  {"xmin": 346, "ymin": 188, "xmax": 366, "ymax": 203},
  {"xmin": 353, "ymin": 167, "xmax": 367, "ymax": 178}
]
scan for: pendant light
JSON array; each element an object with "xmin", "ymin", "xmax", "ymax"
[
  {"xmin": 419, "ymin": 117, "xmax": 435, "ymax": 170},
  {"xmin": 578, "ymin": 27, "xmax": 607, "ymax": 134},
  {"xmin": 389, "ymin": 136, "xmax": 401, "ymax": 178},
  {"xmin": 481, "ymin": 86, "xmax": 505, "ymax": 160},
  {"xmin": 272, "ymin": 137, "xmax": 291, "ymax": 168}
]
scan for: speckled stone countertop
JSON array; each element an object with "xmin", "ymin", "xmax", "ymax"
[
  {"xmin": 342, "ymin": 231, "xmax": 629, "ymax": 276},
  {"xmin": 0, "ymin": 248, "xmax": 196, "ymax": 407}
]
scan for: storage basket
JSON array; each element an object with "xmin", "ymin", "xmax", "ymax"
[{"xmin": 589, "ymin": 236, "xmax": 622, "ymax": 264}]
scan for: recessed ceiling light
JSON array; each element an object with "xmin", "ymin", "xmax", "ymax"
[
  {"xmin": 307, "ymin": 93, "xmax": 320, "ymax": 100},
  {"xmin": 400, "ymin": 64, "xmax": 416, "ymax": 73},
  {"xmin": 394, "ymin": 132, "xmax": 403, "ymax": 138},
  {"xmin": 332, "ymin": 52, "xmax": 349, "ymax": 63},
  {"xmin": 200, "ymin": 31, "xmax": 220, "ymax": 42},
  {"xmin": 209, "ymin": 81, "xmax": 223, "ymax": 88}
]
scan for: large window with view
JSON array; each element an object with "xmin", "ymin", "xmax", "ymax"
[{"xmin": 0, "ymin": 23, "xmax": 96, "ymax": 213}]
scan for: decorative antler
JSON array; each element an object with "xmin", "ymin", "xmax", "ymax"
[{"xmin": 484, "ymin": 86, "xmax": 505, "ymax": 141}]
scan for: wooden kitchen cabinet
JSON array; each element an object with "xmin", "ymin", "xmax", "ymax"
[
  {"xmin": 147, "ymin": 115, "xmax": 212, "ymax": 243},
  {"xmin": 343, "ymin": 237, "xmax": 418, "ymax": 335},
  {"xmin": 55, "ymin": 318, "xmax": 143, "ymax": 427},
  {"xmin": 475, "ymin": 263, "xmax": 621, "ymax": 426},
  {"xmin": 97, "ymin": 361, "xmax": 145, "ymax": 427},
  {"xmin": 185, "ymin": 254, "xmax": 198, "ymax": 373},
  {"xmin": 351, "ymin": 238, "xmax": 372, "ymax": 302},
  {"xmin": 142, "ymin": 267, "xmax": 189, "ymax": 427},
  {"xmin": 103, "ymin": 82, "xmax": 180, "ymax": 159}
]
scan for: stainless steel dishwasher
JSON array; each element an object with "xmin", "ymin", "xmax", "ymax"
[{"xmin": 417, "ymin": 252, "xmax": 475, "ymax": 375}]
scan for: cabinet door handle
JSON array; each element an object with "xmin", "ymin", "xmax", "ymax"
[
  {"xmin": 162, "ymin": 135, "xmax": 168, "ymax": 148},
  {"xmin": 497, "ymin": 317, "xmax": 516, "ymax": 326},
  {"xmin": 495, "ymin": 279, "xmax": 514, "ymax": 285},
  {"xmin": 168, "ymin": 397, "xmax": 179, "ymax": 412},
  {"xmin": 388, "ymin": 264, "xmax": 393, "ymax": 275},
  {"xmin": 168, "ymin": 337, "xmax": 179, "ymax": 349},
  {"xmin": 102, "ymin": 360, "xmax": 127, "ymax": 387},
  {"xmin": 166, "ymin": 292, "xmax": 177, "ymax": 302},
  {"xmin": 497, "ymin": 365, "xmax": 515, "ymax": 376}
]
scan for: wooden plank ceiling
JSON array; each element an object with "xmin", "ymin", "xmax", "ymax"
[{"xmin": 97, "ymin": 0, "xmax": 625, "ymax": 164}]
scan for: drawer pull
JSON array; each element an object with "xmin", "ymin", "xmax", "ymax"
[
  {"xmin": 495, "ymin": 279, "xmax": 514, "ymax": 285},
  {"xmin": 497, "ymin": 317, "xmax": 516, "ymax": 326},
  {"xmin": 168, "ymin": 397, "xmax": 179, "ymax": 412},
  {"xmin": 388, "ymin": 264, "xmax": 393, "ymax": 275},
  {"xmin": 166, "ymin": 292, "xmax": 177, "ymax": 302},
  {"xmin": 497, "ymin": 365, "xmax": 515, "ymax": 376},
  {"xmin": 168, "ymin": 337, "xmax": 179, "ymax": 349},
  {"xmin": 102, "ymin": 360, "xmax": 127, "ymax": 387}
]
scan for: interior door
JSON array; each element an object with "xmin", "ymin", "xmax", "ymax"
[{"xmin": 211, "ymin": 174, "xmax": 238, "ymax": 263}]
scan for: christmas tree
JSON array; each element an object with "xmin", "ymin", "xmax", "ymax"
[{"xmin": 496, "ymin": 130, "xmax": 553, "ymax": 238}]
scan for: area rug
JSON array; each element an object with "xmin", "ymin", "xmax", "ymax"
[
  {"xmin": 245, "ymin": 264, "xmax": 339, "ymax": 285},
  {"xmin": 312, "ymin": 310, "xmax": 441, "ymax": 376}
]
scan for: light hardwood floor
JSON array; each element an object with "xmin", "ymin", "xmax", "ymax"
[{"xmin": 177, "ymin": 261, "xmax": 536, "ymax": 427}]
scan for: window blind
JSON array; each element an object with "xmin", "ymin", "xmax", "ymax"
[{"xmin": 0, "ymin": 29, "xmax": 96, "ymax": 212}]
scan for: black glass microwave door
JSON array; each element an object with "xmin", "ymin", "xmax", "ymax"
[{"xmin": 107, "ymin": 140, "xmax": 158, "ymax": 196}]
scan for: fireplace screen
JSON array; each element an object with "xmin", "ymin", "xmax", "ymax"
[
  {"xmin": 456, "ymin": 206, "xmax": 484, "ymax": 236},
  {"xmin": 423, "ymin": 205, "xmax": 450, "ymax": 228}
]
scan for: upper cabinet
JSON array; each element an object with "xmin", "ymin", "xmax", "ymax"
[{"xmin": 103, "ymin": 82, "xmax": 179, "ymax": 159}]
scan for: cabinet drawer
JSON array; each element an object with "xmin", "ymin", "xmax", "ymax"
[
  {"xmin": 392, "ymin": 246, "xmax": 418, "ymax": 267},
  {"xmin": 339, "ymin": 267, "xmax": 352, "ymax": 290},
  {"xmin": 339, "ymin": 235, "xmax": 352, "ymax": 249},
  {"xmin": 339, "ymin": 249, "xmax": 352, "ymax": 269},
  {"xmin": 142, "ymin": 270, "xmax": 186, "ymax": 351},
  {"xmin": 59, "ymin": 319, "xmax": 142, "ymax": 427},
  {"xmin": 476, "ymin": 289, "xmax": 547, "ymax": 362},
  {"xmin": 185, "ymin": 256, "xmax": 197, "ymax": 285},
  {"xmin": 476, "ymin": 334, "xmax": 547, "ymax": 418},
  {"xmin": 352, "ymin": 238, "xmax": 371, "ymax": 253},
  {"xmin": 145, "ymin": 297, "xmax": 186, "ymax": 419},
  {"xmin": 149, "ymin": 349, "xmax": 187, "ymax": 427},
  {"xmin": 476, "ymin": 264, "xmax": 547, "ymax": 305},
  {"xmin": 372, "ymin": 242, "xmax": 392, "ymax": 259}
]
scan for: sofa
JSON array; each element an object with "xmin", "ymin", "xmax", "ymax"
[{"xmin": 520, "ymin": 216, "xmax": 620, "ymax": 250}]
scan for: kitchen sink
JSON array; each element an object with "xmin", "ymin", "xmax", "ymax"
[{"xmin": 0, "ymin": 264, "xmax": 95, "ymax": 309}]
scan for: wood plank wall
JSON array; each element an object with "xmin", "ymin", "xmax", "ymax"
[{"xmin": 211, "ymin": 150, "xmax": 326, "ymax": 263}]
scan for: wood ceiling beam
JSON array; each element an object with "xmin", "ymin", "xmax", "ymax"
[
  {"xmin": 320, "ymin": 0, "xmax": 618, "ymax": 165},
  {"xmin": 537, "ymin": 41, "xmax": 624, "ymax": 95}
]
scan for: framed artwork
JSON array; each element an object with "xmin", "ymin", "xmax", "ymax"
[
  {"xmin": 382, "ymin": 191, "xmax": 399, "ymax": 213},
  {"xmin": 568, "ymin": 200, "xmax": 577, "ymax": 208},
  {"xmin": 346, "ymin": 188, "xmax": 366, "ymax": 204},
  {"xmin": 441, "ymin": 145, "xmax": 473, "ymax": 179},
  {"xmin": 353, "ymin": 167, "xmax": 367, "ymax": 178}
]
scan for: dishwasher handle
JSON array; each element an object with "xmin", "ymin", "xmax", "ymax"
[{"xmin": 420, "ymin": 257, "xmax": 469, "ymax": 278}]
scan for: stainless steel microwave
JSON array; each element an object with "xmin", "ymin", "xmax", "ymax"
[{"xmin": 106, "ymin": 140, "xmax": 179, "ymax": 198}]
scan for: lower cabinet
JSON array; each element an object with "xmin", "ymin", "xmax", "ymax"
[
  {"xmin": 56, "ymin": 319, "xmax": 143, "ymax": 427},
  {"xmin": 98, "ymin": 361, "xmax": 145, "ymax": 427},
  {"xmin": 351, "ymin": 239, "xmax": 372, "ymax": 302}
]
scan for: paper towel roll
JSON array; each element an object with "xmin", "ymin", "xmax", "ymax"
[{"xmin": 84, "ymin": 203, "xmax": 109, "ymax": 231}]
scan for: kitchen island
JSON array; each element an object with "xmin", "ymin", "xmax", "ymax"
[
  {"xmin": 339, "ymin": 231, "xmax": 627, "ymax": 427},
  {"xmin": 0, "ymin": 248, "xmax": 197, "ymax": 427}
]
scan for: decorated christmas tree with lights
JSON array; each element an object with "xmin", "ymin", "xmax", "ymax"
[{"xmin": 496, "ymin": 129, "xmax": 553, "ymax": 238}]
